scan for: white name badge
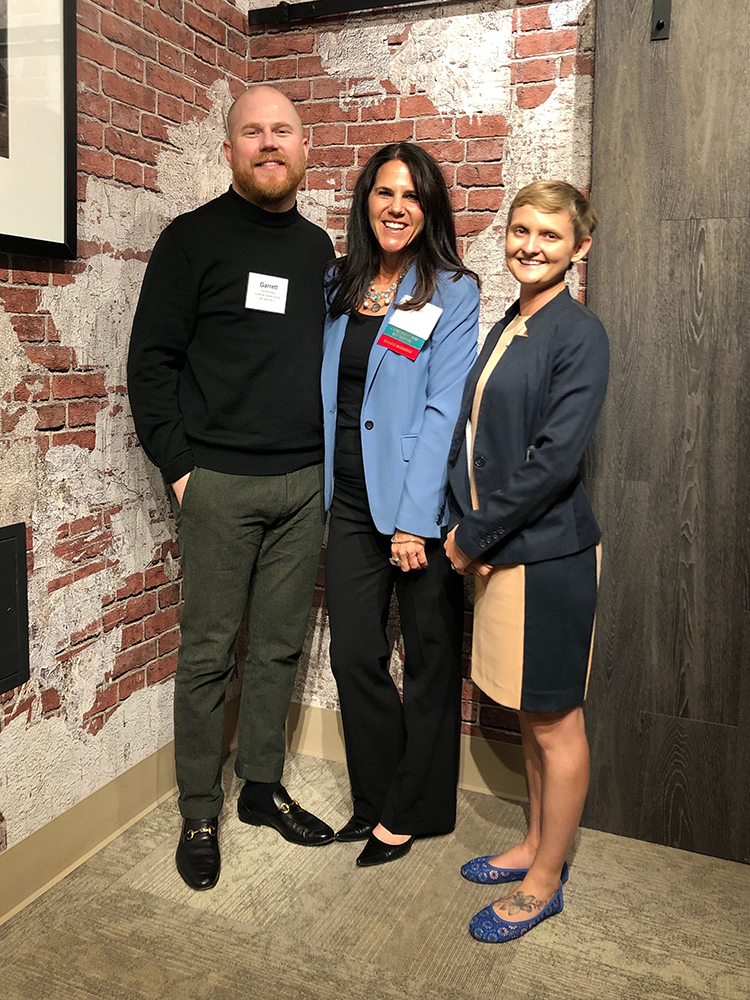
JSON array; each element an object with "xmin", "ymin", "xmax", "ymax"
[
  {"xmin": 394, "ymin": 297, "xmax": 443, "ymax": 341},
  {"xmin": 377, "ymin": 297, "xmax": 443, "ymax": 359},
  {"xmin": 245, "ymin": 272, "xmax": 289, "ymax": 314}
]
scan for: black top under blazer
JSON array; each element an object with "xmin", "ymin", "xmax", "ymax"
[{"xmin": 448, "ymin": 288, "xmax": 609, "ymax": 566}]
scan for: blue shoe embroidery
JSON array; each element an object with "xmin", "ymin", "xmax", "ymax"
[
  {"xmin": 460, "ymin": 857, "xmax": 569, "ymax": 886},
  {"xmin": 469, "ymin": 885, "xmax": 564, "ymax": 943}
]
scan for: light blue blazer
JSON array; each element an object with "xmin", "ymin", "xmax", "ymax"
[{"xmin": 322, "ymin": 264, "xmax": 480, "ymax": 538}]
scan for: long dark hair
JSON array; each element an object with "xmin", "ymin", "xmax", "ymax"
[{"xmin": 326, "ymin": 142, "xmax": 479, "ymax": 318}]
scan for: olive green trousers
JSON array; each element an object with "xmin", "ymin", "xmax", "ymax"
[{"xmin": 173, "ymin": 464, "xmax": 325, "ymax": 819}]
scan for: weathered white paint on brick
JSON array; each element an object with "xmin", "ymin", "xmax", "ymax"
[
  {"xmin": 298, "ymin": 188, "xmax": 338, "ymax": 232},
  {"xmin": 318, "ymin": 9, "xmax": 592, "ymax": 350},
  {"xmin": 320, "ymin": 21, "xmax": 407, "ymax": 102},
  {"xmin": 320, "ymin": 11, "xmax": 513, "ymax": 115},
  {"xmin": 0, "ymin": 312, "xmax": 41, "ymax": 466},
  {"xmin": 503, "ymin": 76, "xmax": 593, "ymax": 202},
  {"xmin": 294, "ymin": 606, "xmax": 335, "ymax": 709},
  {"xmin": 389, "ymin": 13, "xmax": 513, "ymax": 117},
  {"xmin": 549, "ymin": 0, "xmax": 591, "ymax": 29},
  {"xmin": 157, "ymin": 79, "xmax": 234, "ymax": 211},
  {"xmin": 0, "ymin": 83, "xmax": 237, "ymax": 852},
  {"xmin": 0, "ymin": 681, "xmax": 174, "ymax": 846},
  {"xmin": 466, "ymin": 74, "xmax": 592, "ymax": 340}
]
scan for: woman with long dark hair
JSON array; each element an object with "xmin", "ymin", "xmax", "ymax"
[{"xmin": 322, "ymin": 142, "xmax": 480, "ymax": 866}]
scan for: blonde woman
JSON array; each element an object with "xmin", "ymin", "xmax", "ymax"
[{"xmin": 445, "ymin": 181, "xmax": 609, "ymax": 942}]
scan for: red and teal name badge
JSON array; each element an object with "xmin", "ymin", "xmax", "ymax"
[{"xmin": 377, "ymin": 299, "xmax": 443, "ymax": 361}]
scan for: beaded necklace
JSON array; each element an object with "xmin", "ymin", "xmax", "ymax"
[{"xmin": 362, "ymin": 270, "xmax": 407, "ymax": 313}]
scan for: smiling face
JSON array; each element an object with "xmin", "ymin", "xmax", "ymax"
[
  {"xmin": 222, "ymin": 87, "xmax": 308, "ymax": 212},
  {"xmin": 505, "ymin": 203, "xmax": 592, "ymax": 298},
  {"xmin": 367, "ymin": 160, "xmax": 425, "ymax": 266}
]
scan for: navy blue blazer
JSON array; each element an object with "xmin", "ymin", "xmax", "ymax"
[
  {"xmin": 448, "ymin": 288, "xmax": 609, "ymax": 565},
  {"xmin": 323, "ymin": 265, "xmax": 480, "ymax": 538}
]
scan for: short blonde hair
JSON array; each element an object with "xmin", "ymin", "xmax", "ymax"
[{"xmin": 507, "ymin": 181, "xmax": 598, "ymax": 246}]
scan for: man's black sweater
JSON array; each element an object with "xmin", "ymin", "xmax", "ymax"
[{"xmin": 127, "ymin": 187, "xmax": 335, "ymax": 483}]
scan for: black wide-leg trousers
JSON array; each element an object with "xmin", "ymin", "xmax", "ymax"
[{"xmin": 325, "ymin": 495, "xmax": 464, "ymax": 836}]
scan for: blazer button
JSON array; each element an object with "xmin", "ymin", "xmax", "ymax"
[
  {"xmin": 364, "ymin": 420, "xmax": 374, "ymax": 430},
  {"xmin": 474, "ymin": 456, "xmax": 485, "ymax": 468},
  {"xmin": 479, "ymin": 539, "xmax": 487, "ymax": 548},
  {"xmin": 491, "ymin": 530, "xmax": 499, "ymax": 539}
]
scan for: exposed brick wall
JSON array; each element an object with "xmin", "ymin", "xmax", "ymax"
[
  {"xmin": 54, "ymin": 537, "xmax": 184, "ymax": 735},
  {"xmin": 0, "ymin": 0, "xmax": 250, "ymax": 827},
  {"xmin": 248, "ymin": 4, "xmax": 591, "ymax": 268},
  {"xmin": 0, "ymin": 0, "xmax": 594, "ymax": 849}
]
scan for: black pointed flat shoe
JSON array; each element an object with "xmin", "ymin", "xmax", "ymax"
[
  {"xmin": 238, "ymin": 785, "xmax": 334, "ymax": 845},
  {"xmin": 335, "ymin": 816, "xmax": 374, "ymax": 842},
  {"xmin": 175, "ymin": 817, "xmax": 220, "ymax": 891},
  {"xmin": 356, "ymin": 833, "xmax": 414, "ymax": 867}
]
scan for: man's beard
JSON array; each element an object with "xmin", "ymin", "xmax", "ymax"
[{"xmin": 232, "ymin": 155, "xmax": 306, "ymax": 209}]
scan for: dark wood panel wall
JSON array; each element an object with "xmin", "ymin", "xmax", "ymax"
[{"xmin": 583, "ymin": 0, "xmax": 750, "ymax": 863}]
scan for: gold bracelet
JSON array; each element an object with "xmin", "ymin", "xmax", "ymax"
[{"xmin": 391, "ymin": 534, "xmax": 425, "ymax": 545}]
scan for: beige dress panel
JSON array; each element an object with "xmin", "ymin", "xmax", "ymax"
[
  {"xmin": 472, "ymin": 564, "xmax": 527, "ymax": 708},
  {"xmin": 583, "ymin": 542, "xmax": 603, "ymax": 699},
  {"xmin": 466, "ymin": 313, "xmax": 528, "ymax": 707}
]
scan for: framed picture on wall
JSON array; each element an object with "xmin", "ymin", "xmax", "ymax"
[{"xmin": 0, "ymin": 0, "xmax": 77, "ymax": 259}]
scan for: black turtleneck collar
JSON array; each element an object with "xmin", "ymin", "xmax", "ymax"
[{"xmin": 224, "ymin": 185, "xmax": 300, "ymax": 228}]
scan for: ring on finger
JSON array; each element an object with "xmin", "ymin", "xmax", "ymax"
[{"xmin": 389, "ymin": 556, "xmax": 400, "ymax": 566}]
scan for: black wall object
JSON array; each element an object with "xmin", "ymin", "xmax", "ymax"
[
  {"xmin": 0, "ymin": 523, "xmax": 30, "ymax": 696},
  {"xmin": 249, "ymin": 0, "xmax": 474, "ymax": 27},
  {"xmin": 651, "ymin": 0, "xmax": 672, "ymax": 40}
]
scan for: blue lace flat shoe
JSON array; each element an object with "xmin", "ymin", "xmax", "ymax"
[
  {"xmin": 469, "ymin": 885, "xmax": 564, "ymax": 943},
  {"xmin": 461, "ymin": 856, "xmax": 569, "ymax": 886}
]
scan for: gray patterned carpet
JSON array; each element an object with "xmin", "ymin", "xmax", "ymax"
[{"xmin": 1, "ymin": 752, "xmax": 748, "ymax": 1000}]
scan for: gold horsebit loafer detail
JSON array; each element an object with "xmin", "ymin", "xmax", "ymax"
[
  {"xmin": 185, "ymin": 824, "xmax": 217, "ymax": 840},
  {"xmin": 237, "ymin": 786, "xmax": 335, "ymax": 845}
]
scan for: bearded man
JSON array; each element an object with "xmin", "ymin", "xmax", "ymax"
[{"xmin": 127, "ymin": 86, "xmax": 336, "ymax": 890}]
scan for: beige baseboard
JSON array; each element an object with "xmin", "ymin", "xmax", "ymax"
[
  {"xmin": 0, "ymin": 697, "xmax": 243, "ymax": 927},
  {"xmin": 0, "ymin": 739, "xmax": 178, "ymax": 926},
  {"xmin": 0, "ymin": 699, "xmax": 524, "ymax": 925},
  {"xmin": 458, "ymin": 727, "xmax": 527, "ymax": 802},
  {"xmin": 287, "ymin": 702, "xmax": 528, "ymax": 802},
  {"xmin": 286, "ymin": 701, "xmax": 348, "ymax": 762}
]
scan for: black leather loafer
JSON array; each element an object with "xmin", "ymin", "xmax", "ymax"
[
  {"xmin": 335, "ymin": 816, "xmax": 374, "ymax": 842},
  {"xmin": 175, "ymin": 817, "xmax": 220, "ymax": 890},
  {"xmin": 356, "ymin": 833, "xmax": 414, "ymax": 867},
  {"xmin": 237, "ymin": 786, "xmax": 334, "ymax": 845}
]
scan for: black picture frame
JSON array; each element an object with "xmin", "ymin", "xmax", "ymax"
[
  {"xmin": 0, "ymin": 0, "xmax": 77, "ymax": 260},
  {"xmin": 249, "ymin": 0, "xmax": 472, "ymax": 26}
]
